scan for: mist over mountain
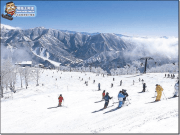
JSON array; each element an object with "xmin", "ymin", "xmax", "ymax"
[{"xmin": 1, "ymin": 24, "xmax": 178, "ymax": 72}]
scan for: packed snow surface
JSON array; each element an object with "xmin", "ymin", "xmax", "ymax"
[{"xmin": 1, "ymin": 69, "xmax": 178, "ymax": 133}]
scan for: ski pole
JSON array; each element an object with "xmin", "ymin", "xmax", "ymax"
[
  {"xmin": 112, "ymin": 97, "xmax": 114, "ymax": 104},
  {"xmin": 162, "ymin": 91, "xmax": 167, "ymax": 100},
  {"xmin": 127, "ymin": 97, "xmax": 131, "ymax": 104},
  {"xmin": 154, "ymin": 91, "xmax": 156, "ymax": 98}
]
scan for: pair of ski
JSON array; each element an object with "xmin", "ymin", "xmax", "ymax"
[
  {"xmin": 149, "ymin": 96, "xmax": 178, "ymax": 103},
  {"xmin": 47, "ymin": 105, "xmax": 67, "ymax": 109}
]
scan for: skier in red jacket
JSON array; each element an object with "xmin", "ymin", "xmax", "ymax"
[
  {"xmin": 58, "ymin": 94, "xmax": 64, "ymax": 106},
  {"xmin": 102, "ymin": 90, "xmax": 105, "ymax": 99}
]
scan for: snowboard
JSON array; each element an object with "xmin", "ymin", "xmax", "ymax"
[{"xmin": 2, "ymin": 14, "xmax": 13, "ymax": 20}]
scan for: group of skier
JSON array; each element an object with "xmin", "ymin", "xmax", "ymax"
[
  {"xmin": 57, "ymin": 77, "xmax": 179, "ymax": 109},
  {"xmin": 102, "ymin": 89, "xmax": 129, "ymax": 109}
]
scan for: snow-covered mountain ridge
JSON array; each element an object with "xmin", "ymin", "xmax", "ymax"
[{"xmin": 1, "ymin": 24, "xmax": 178, "ymax": 72}]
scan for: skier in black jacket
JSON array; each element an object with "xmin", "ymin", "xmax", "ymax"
[
  {"xmin": 122, "ymin": 89, "xmax": 128, "ymax": 104},
  {"xmin": 142, "ymin": 83, "xmax": 146, "ymax": 92},
  {"xmin": 104, "ymin": 92, "xmax": 113, "ymax": 109}
]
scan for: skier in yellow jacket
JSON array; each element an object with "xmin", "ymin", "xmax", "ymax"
[{"xmin": 155, "ymin": 84, "xmax": 163, "ymax": 101}]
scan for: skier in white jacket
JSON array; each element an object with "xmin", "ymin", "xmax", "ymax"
[{"xmin": 174, "ymin": 81, "xmax": 179, "ymax": 97}]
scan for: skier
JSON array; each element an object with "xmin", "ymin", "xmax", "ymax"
[
  {"xmin": 142, "ymin": 83, "xmax": 146, "ymax": 92},
  {"xmin": 93, "ymin": 80, "xmax": 95, "ymax": 83},
  {"xmin": 104, "ymin": 92, "xmax": 113, "ymax": 109},
  {"xmin": 113, "ymin": 78, "xmax": 115, "ymax": 81},
  {"xmin": 168, "ymin": 74, "xmax": 170, "ymax": 78},
  {"xmin": 139, "ymin": 78, "xmax": 141, "ymax": 82},
  {"xmin": 111, "ymin": 83, "xmax": 113, "ymax": 88},
  {"xmin": 120, "ymin": 80, "xmax": 122, "ymax": 86},
  {"xmin": 133, "ymin": 80, "xmax": 135, "ymax": 85},
  {"xmin": 165, "ymin": 74, "xmax": 166, "ymax": 77},
  {"xmin": 173, "ymin": 81, "xmax": 179, "ymax": 97},
  {"xmin": 122, "ymin": 89, "xmax": 128, "ymax": 104},
  {"xmin": 58, "ymin": 94, "xmax": 64, "ymax": 106},
  {"xmin": 118, "ymin": 91, "xmax": 125, "ymax": 108},
  {"xmin": 98, "ymin": 83, "xmax": 100, "ymax": 90},
  {"xmin": 142, "ymin": 79, "xmax": 144, "ymax": 84},
  {"xmin": 102, "ymin": 90, "xmax": 105, "ymax": 99},
  {"xmin": 155, "ymin": 84, "xmax": 163, "ymax": 101}
]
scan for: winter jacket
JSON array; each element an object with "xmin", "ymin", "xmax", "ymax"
[
  {"xmin": 156, "ymin": 85, "xmax": 163, "ymax": 92},
  {"xmin": 174, "ymin": 82, "xmax": 179, "ymax": 91},
  {"xmin": 58, "ymin": 96, "xmax": 63, "ymax": 102},
  {"xmin": 102, "ymin": 92, "xmax": 105, "ymax": 97},
  {"xmin": 143, "ymin": 84, "xmax": 146, "ymax": 89},
  {"xmin": 104, "ymin": 95, "xmax": 112, "ymax": 102},
  {"xmin": 118, "ymin": 93, "xmax": 125, "ymax": 101},
  {"xmin": 122, "ymin": 91, "xmax": 128, "ymax": 97}
]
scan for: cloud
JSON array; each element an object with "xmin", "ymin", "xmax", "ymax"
[{"xmin": 121, "ymin": 36, "xmax": 178, "ymax": 60}]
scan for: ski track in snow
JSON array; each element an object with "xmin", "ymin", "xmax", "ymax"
[{"xmin": 1, "ymin": 70, "xmax": 178, "ymax": 133}]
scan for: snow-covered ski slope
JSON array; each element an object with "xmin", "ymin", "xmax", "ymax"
[{"xmin": 1, "ymin": 69, "xmax": 178, "ymax": 133}]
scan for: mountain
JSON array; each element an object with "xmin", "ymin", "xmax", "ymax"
[{"xmin": 1, "ymin": 24, "xmax": 178, "ymax": 72}]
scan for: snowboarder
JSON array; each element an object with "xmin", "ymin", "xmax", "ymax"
[
  {"xmin": 142, "ymin": 83, "xmax": 146, "ymax": 92},
  {"xmin": 58, "ymin": 94, "xmax": 64, "ymax": 106},
  {"xmin": 2, "ymin": 2, "xmax": 17, "ymax": 21},
  {"xmin": 118, "ymin": 91, "xmax": 125, "ymax": 108},
  {"xmin": 155, "ymin": 84, "xmax": 163, "ymax": 101},
  {"xmin": 98, "ymin": 83, "xmax": 100, "ymax": 90},
  {"xmin": 102, "ymin": 90, "xmax": 105, "ymax": 99},
  {"xmin": 173, "ymin": 81, "xmax": 179, "ymax": 97},
  {"xmin": 122, "ymin": 89, "xmax": 128, "ymax": 104},
  {"xmin": 104, "ymin": 92, "xmax": 113, "ymax": 109}
]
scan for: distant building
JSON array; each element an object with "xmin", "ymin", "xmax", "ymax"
[
  {"xmin": 15, "ymin": 61, "xmax": 32, "ymax": 67},
  {"xmin": 35, "ymin": 64, "xmax": 44, "ymax": 68}
]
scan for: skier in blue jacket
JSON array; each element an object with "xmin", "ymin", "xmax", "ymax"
[
  {"xmin": 104, "ymin": 92, "xmax": 113, "ymax": 109},
  {"xmin": 118, "ymin": 91, "xmax": 125, "ymax": 108}
]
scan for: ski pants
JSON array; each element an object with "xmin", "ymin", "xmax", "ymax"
[
  {"xmin": 118, "ymin": 101, "xmax": 123, "ymax": 108},
  {"xmin": 156, "ymin": 91, "xmax": 162, "ymax": 101},
  {"xmin": 58, "ymin": 102, "xmax": 62, "ymax": 106},
  {"xmin": 104, "ymin": 101, "xmax": 109, "ymax": 108},
  {"xmin": 174, "ymin": 89, "xmax": 178, "ymax": 96}
]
